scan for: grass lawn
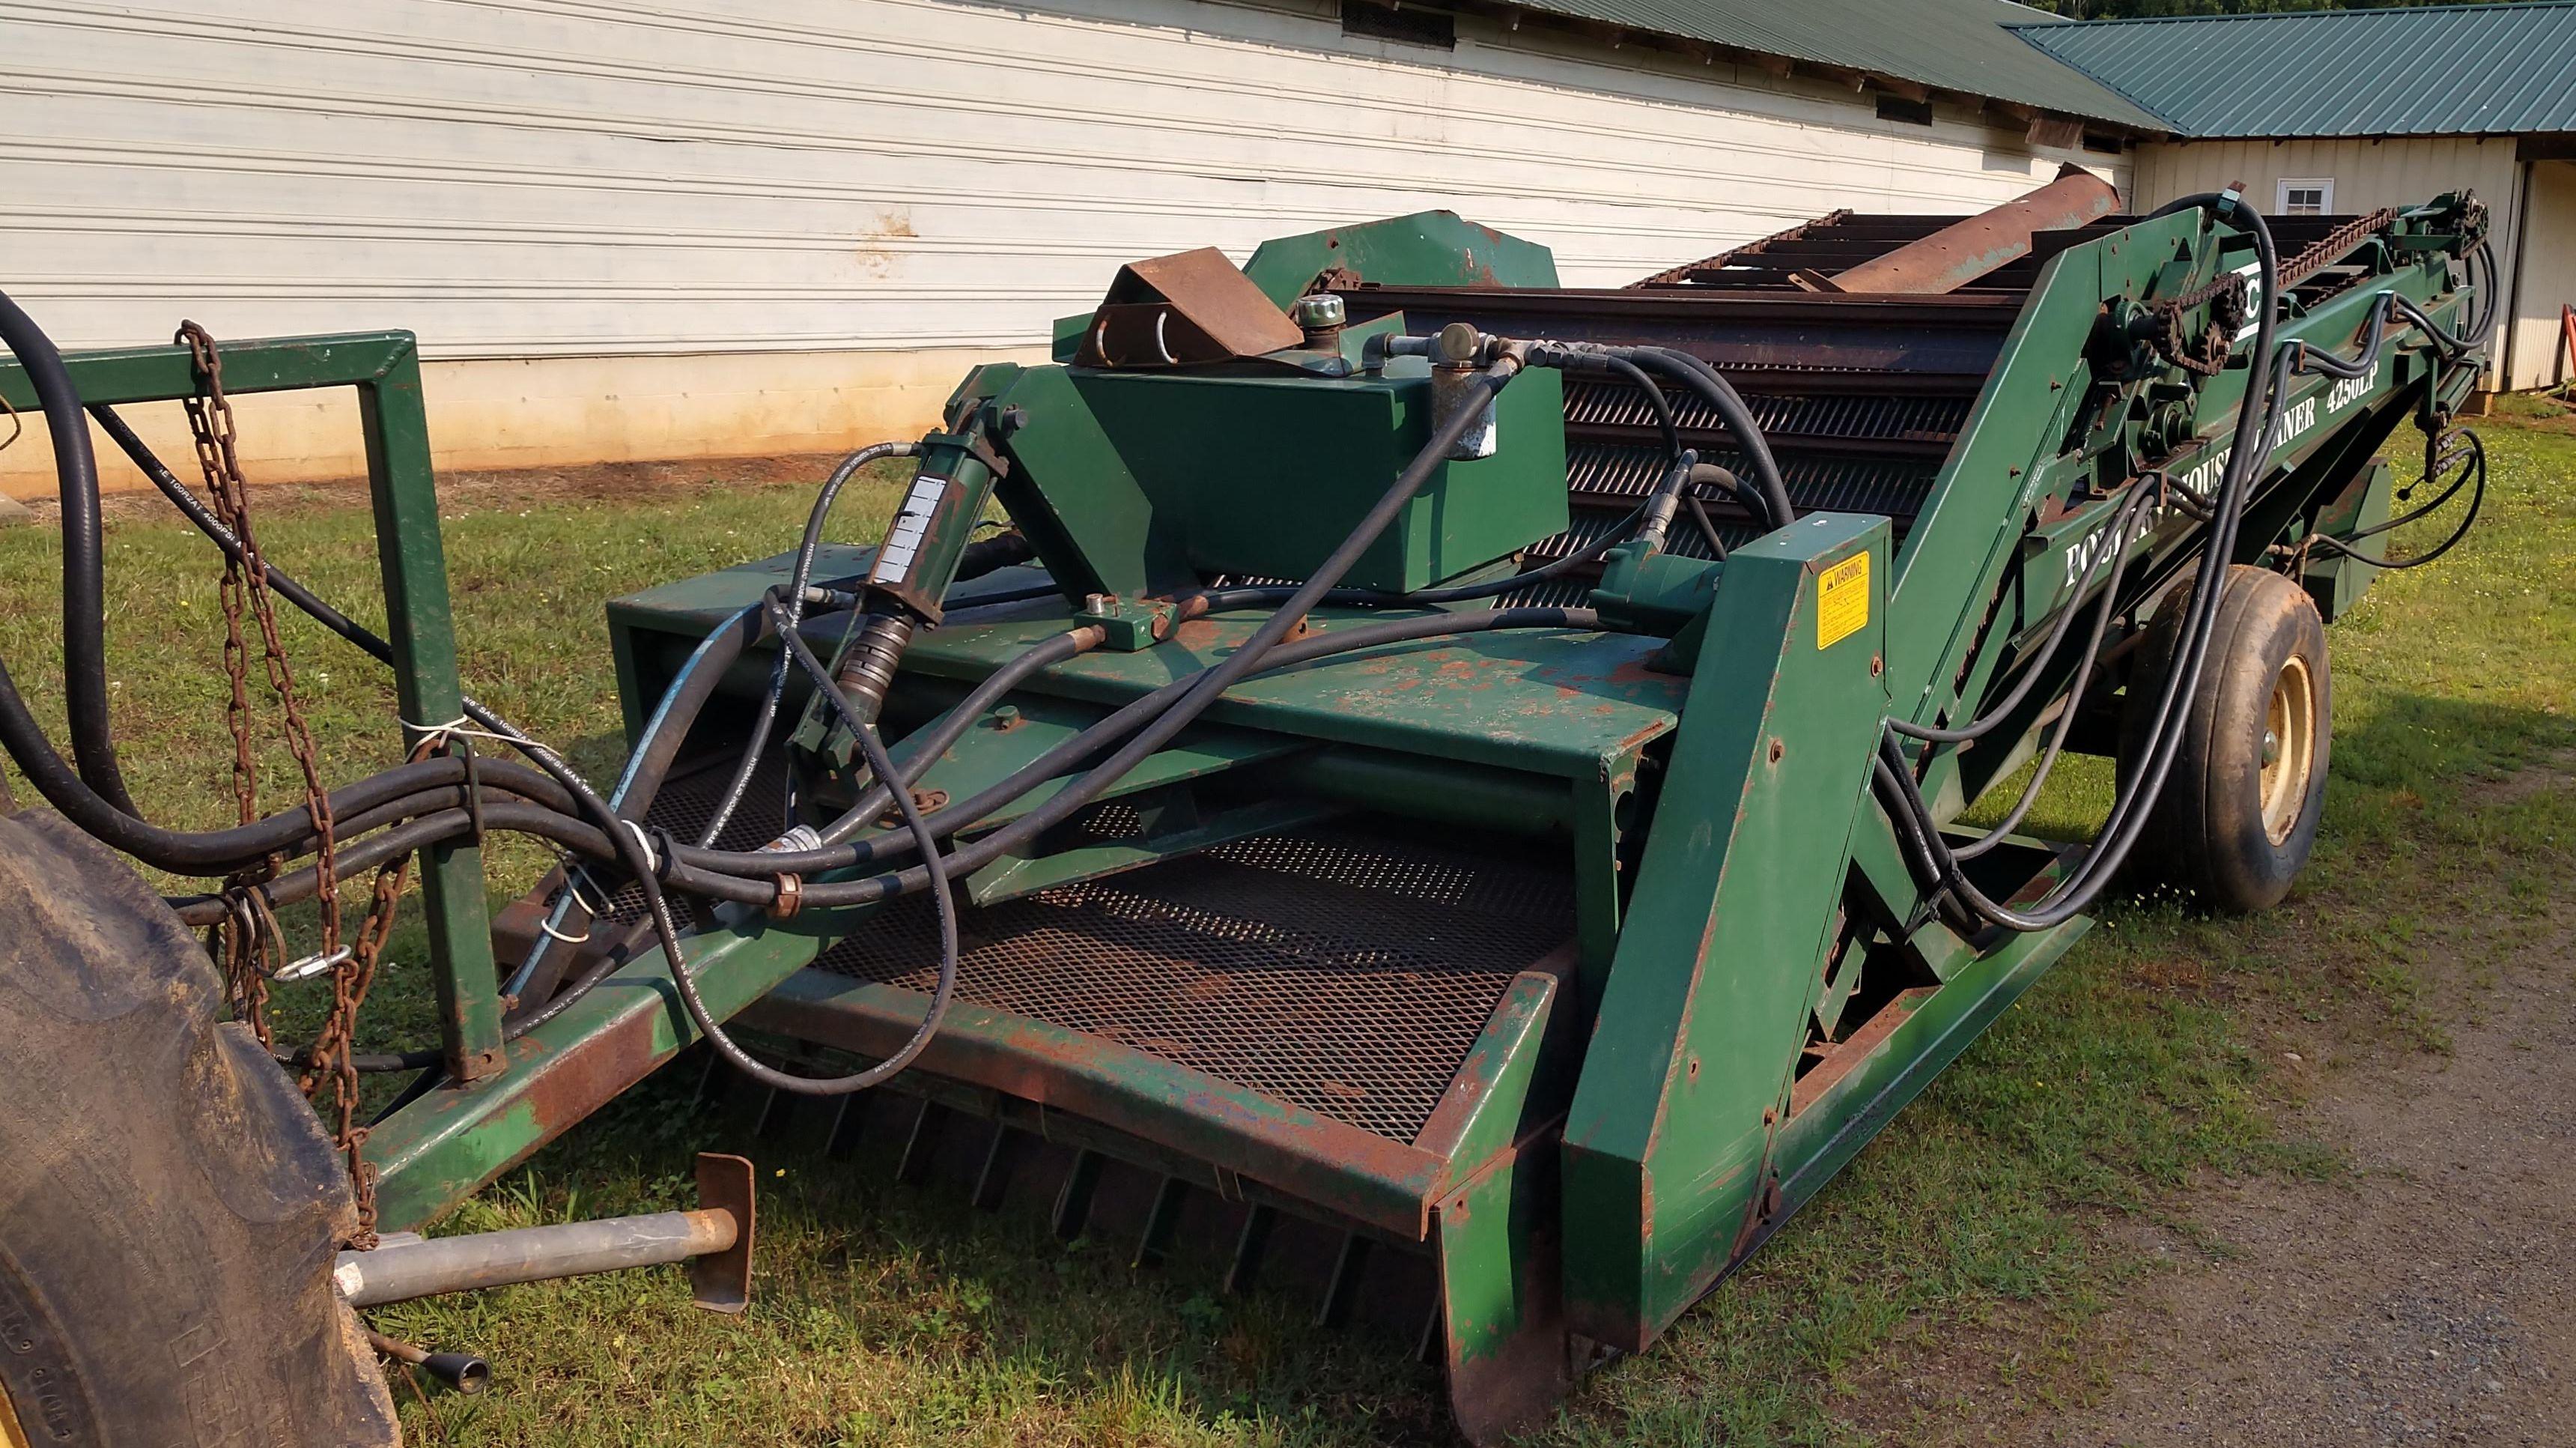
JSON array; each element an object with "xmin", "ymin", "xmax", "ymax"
[{"xmin": 1, "ymin": 405, "xmax": 2570, "ymax": 1446}]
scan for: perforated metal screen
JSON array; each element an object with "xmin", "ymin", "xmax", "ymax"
[{"xmin": 810, "ymin": 823, "xmax": 1574, "ymax": 1145}]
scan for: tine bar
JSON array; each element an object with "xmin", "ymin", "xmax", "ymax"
[
  {"xmin": 824, "ymin": 1092, "xmax": 872, "ymax": 1160},
  {"xmin": 1415, "ymin": 1295, "xmax": 1445, "ymax": 1366},
  {"xmin": 896, "ymin": 1100, "xmax": 947, "ymax": 1184},
  {"xmin": 1224, "ymin": 1205, "xmax": 1274, "ymax": 1296},
  {"xmin": 752, "ymin": 1085, "xmax": 789, "ymax": 1139},
  {"xmin": 972, "ymin": 1124, "xmax": 1021, "ymax": 1211},
  {"xmin": 1132, "ymin": 1176, "xmax": 1188, "ymax": 1270},
  {"xmin": 1316, "ymin": 1232, "xmax": 1371, "ymax": 1328},
  {"xmin": 1054, "ymin": 1148, "xmax": 1105, "ymax": 1240}
]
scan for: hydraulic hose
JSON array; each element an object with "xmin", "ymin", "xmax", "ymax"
[
  {"xmin": 94, "ymin": 403, "xmax": 395, "ymax": 670},
  {"xmin": 665, "ymin": 358, "xmax": 1526, "ymax": 896},
  {"xmin": 1949, "ymin": 479, "xmax": 2157, "ymax": 859},
  {"xmin": 1883, "ymin": 193, "xmax": 2286, "ymax": 933},
  {"xmin": 649, "ymin": 601, "xmax": 961, "ymax": 1096},
  {"xmin": 0, "ymin": 288, "xmax": 135, "ymax": 814},
  {"xmin": 1183, "ymin": 445, "xmax": 1704, "ymax": 615},
  {"xmin": 670, "ymin": 605, "xmax": 1600, "ymax": 909},
  {"xmin": 2300, "ymin": 428, "xmax": 2485, "ymax": 571},
  {"xmin": 702, "ymin": 439, "xmax": 917, "ymax": 846},
  {"xmin": 1629, "ymin": 347, "xmax": 1798, "ymax": 532},
  {"xmin": 1889, "ymin": 478, "xmax": 2154, "ymax": 746},
  {"xmin": 806, "ymin": 620, "xmax": 1105, "ymax": 850}
]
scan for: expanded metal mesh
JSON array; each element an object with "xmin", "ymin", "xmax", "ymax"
[{"xmin": 810, "ymin": 821, "xmax": 1573, "ymax": 1144}]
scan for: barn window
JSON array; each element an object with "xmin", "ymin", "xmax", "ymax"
[
  {"xmin": 2277, "ymin": 178, "xmax": 2334, "ymax": 215},
  {"xmin": 1874, "ymin": 94, "xmax": 1933, "ymax": 126},
  {"xmin": 1343, "ymin": 0, "xmax": 1453, "ymax": 49}
]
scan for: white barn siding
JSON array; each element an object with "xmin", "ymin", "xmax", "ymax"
[
  {"xmin": 2129, "ymin": 136, "xmax": 2539, "ymax": 389},
  {"xmin": 1, "ymin": 0, "xmax": 2120, "ymax": 496},
  {"xmin": 2505, "ymin": 160, "xmax": 2576, "ymax": 393}
]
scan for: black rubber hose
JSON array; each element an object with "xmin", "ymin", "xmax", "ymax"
[
  {"xmin": 645, "ymin": 599, "xmax": 960, "ymax": 1096},
  {"xmin": 168, "ymin": 799, "xmax": 625, "ymax": 925},
  {"xmin": 774, "ymin": 601, "xmax": 1597, "ymax": 910},
  {"xmin": 88, "ymin": 401, "xmax": 663, "ymax": 906},
  {"xmin": 1951, "ymin": 480, "xmax": 2155, "ymax": 859},
  {"xmin": 93, "ymin": 404, "xmax": 397, "ymax": 668},
  {"xmin": 805, "ymin": 621, "xmax": 1102, "ymax": 850},
  {"xmin": 671, "ymin": 601, "xmax": 1594, "ymax": 886},
  {"xmin": 1600, "ymin": 354, "xmax": 1683, "ymax": 464},
  {"xmin": 1686, "ymin": 462, "xmax": 1772, "ymax": 534},
  {"xmin": 2302, "ymin": 429, "xmax": 2485, "ymax": 570},
  {"xmin": 0, "ymin": 666, "xmax": 559, "ymax": 875},
  {"xmin": 1889, "ymin": 478, "xmax": 2153, "ymax": 745},
  {"xmin": 1182, "ymin": 457, "xmax": 1698, "ymax": 615},
  {"xmin": 702, "ymin": 440, "xmax": 917, "ymax": 846},
  {"xmin": 0, "ymin": 288, "xmax": 135, "ymax": 814},
  {"xmin": 1632, "ymin": 347, "xmax": 1798, "ymax": 532},
  {"xmin": 674, "ymin": 607, "xmax": 1600, "ymax": 912},
  {"xmin": 1888, "ymin": 194, "xmax": 2285, "ymax": 933},
  {"xmin": 668, "ymin": 363, "xmax": 1525, "ymax": 892}
]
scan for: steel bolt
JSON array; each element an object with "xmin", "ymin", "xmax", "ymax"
[
  {"xmin": 990, "ymin": 704, "xmax": 1022, "ymax": 732},
  {"xmin": 1083, "ymin": 593, "xmax": 1117, "ymax": 617}
]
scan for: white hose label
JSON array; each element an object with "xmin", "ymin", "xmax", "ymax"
[{"xmin": 869, "ymin": 475, "xmax": 951, "ymax": 586}]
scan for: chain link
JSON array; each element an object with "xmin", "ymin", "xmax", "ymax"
[{"xmin": 179, "ymin": 321, "xmax": 396, "ymax": 1243}]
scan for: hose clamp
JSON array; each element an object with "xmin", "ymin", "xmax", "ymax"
[{"xmin": 768, "ymin": 873, "xmax": 804, "ymax": 920}]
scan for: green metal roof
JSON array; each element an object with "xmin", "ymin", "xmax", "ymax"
[
  {"xmin": 2014, "ymin": 3, "xmax": 2576, "ymax": 139},
  {"xmin": 1495, "ymin": 0, "xmax": 2172, "ymax": 130}
]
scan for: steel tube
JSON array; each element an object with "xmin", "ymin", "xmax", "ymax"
[
  {"xmin": 332, "ymin": 1208, "xmax": 738, "ymax": 1306},
  {"xmin": 1827, "ymin": 166, "xmax": 2119, "ymax": 295}
]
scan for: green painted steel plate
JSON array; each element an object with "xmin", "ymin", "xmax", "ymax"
[{"xmin": 902, "ymin": 611, "xmax": 1683, "ymax": 780}]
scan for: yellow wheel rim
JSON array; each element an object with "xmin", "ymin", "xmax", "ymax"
[
  {"xmin": 0, "ymin": 1375, "xmax": 32, "ymax": 1448},
  {"xmin": 2258, "ymin": 654, "xmax": 2316, "ymax": 846}
]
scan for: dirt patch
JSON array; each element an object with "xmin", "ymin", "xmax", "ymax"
[
  {"xmin": 13, "ymin": 452, "xmax": 857, "ymax": 526},
  {"xmin": 2463, "ymin": 749, "xmax": 2576, "ymax": 810},
  {"xmin": 2017, "ymin": 900, "xmax": 2576, "ymax": 1447}
]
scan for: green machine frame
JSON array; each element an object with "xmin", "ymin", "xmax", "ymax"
[{"xmin": 2, "ymin": 191, "xmax": 2488, "ymax": 1442}]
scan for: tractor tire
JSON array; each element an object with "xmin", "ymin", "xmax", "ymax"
[
  {"xmin": 2120, "ymin": 564, "xmax": 2332, "ymax": 914},
  {"xmin": 0, "ymin": 809, "xmax": 400, "ymax": 1448}
]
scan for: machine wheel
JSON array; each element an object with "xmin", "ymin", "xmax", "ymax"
[
  {"xmin": 2121, "ymin": 565, "xmax": 2331, "ymax": 914},
  {"xmin": 0, "ymin": 810, "xmax": 399, "ymax": 1448}
]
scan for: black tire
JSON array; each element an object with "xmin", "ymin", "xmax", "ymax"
[
  {"xmin": 0, "ymin": 810, "xmax": 399, "ymax": 1447},
  {"xmin": 2120, "ymin": 565, "xmax": 2332, "ymax": 914}
]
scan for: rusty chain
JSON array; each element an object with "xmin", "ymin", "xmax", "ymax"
[{"xmin": 180, "ymin": 321, "xmax": 399, "ymax": 1242}]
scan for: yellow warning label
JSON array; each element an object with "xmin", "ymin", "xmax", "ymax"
[{"xmin": 1817, "ymin": 551, "xmax": 1869, "ymax": 649}]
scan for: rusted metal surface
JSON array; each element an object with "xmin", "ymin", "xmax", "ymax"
[
  {"xmin": 1344, "ymin": 286, "xmax": 2018, "ymax": 380},
  {"xmin": 689, "ymin": 1152, "xmax": 756, "ymax": 1313},
  {"xmin": 811, "ymin": 823, "xmax": 1571, "ymax": 1143},
  {"xmin": 1827, "ymin": 166, "xmax": 2118, "ymax": 295},
  {"xmin": 744, "ymin": 971, "xmax": 1453, "ymax": 1236},
  {"xmin": 1787, "ymin": 986, "xmax": 1936, "ymax": 1116},
  {"xmin": 1074, "ymin": 247, "xmax": 1302, "ymax": 369},
  {"xmin": 1629, "ymin": 208, "xmax": 1854, "ymax": 289}
]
